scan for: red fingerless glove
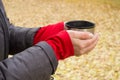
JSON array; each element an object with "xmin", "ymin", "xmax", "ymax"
[
  {"xmin": 33, "ymin": 22, "xmax": 74, "ymax": 60},
  {"xmin": 46, "ymin": 30, "xmax": 74, "ymax": 60},
  {"xmin": 34, "ymin": 22, "xmax": 64, "ymax": 44}
]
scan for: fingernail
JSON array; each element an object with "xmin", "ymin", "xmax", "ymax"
[{"xmin": 89, "ymin": 33, "xmax": 94, "ymax": 38}]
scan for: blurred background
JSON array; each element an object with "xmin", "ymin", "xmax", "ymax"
[{"xmin": 3, "ymin": 0, "xmax": 120, "ymax": 80}]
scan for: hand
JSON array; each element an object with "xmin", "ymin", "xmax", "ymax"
[{"xmin": 67, "ymin": 30, "xmax": 99, "ymax": 56}]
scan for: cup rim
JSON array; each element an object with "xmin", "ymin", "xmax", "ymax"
[{"xmin": 65, "ymin": 20, "xmax": 95, "ymax": 29}]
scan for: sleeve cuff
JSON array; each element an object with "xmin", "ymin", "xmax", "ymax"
[{"xmin": 35, "ymin": 41, "xmax": 58, "ymax": 74}]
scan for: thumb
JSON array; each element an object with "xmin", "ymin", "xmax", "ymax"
[
  {"xmin": 76, "ymin": 31, "xmax": 94, "ymax": 40},
  {"xmin": 67, "ymin": 30, "xmax": 94, "ymax": 40}
]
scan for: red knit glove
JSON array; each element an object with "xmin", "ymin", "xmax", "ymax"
[
  {"xmin": 34, "ymin": 22, "xmax": 74, "ymax": 60},
  {"xmin": 46, "ymin": 30, "xmax": 74, "ymax": 60},
  {"xmin": 34, "ymin": 22, "xmax": 64, "ymax": 44}
]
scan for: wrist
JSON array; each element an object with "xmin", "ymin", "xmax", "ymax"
[{"xmin": 46, "ymin": 30, "xmax": 74, "ymax": 60}]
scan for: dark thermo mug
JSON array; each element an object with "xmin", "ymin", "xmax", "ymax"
[{"xmin": 65, "ymin": 20, "xmax": 95, "ymax": 34}]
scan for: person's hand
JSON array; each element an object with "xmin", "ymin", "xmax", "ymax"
[{"xmin": 67, "ymin": 30, "xmax": 99, "ymax": 56}]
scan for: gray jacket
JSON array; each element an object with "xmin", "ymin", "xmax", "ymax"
[{"xmin": 0, "ymin": 0, "xmax": 58, "ymax": 80}]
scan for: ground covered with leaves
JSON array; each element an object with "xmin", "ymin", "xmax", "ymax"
[{"xmin": 3, "ymin": 0, "xmax": 120, "ymax": 80}]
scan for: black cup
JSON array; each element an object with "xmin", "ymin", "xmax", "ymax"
[{"xmin": 65, "ymin": 20, "xmax": 95, "ymax": 34}]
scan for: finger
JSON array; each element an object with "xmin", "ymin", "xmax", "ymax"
[
  {"xmin": 76, "ymin": 31, "xmax": 94, "ymax": 40},
  {"xmin": 80, "ymin": 33, "xmax": 99, "ymax": 48},
  {"xmin": 68, "ymin": 30, "xmax": 94, "ymax": 40},
  {"xmin": 80, "ymin": 35, "xmax": 99, "ymax": 55}
]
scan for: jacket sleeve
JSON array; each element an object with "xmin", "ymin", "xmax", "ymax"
[
  {"xmin": 0, "ymin": 0, "xmax": 40, "ymax": 55},
  {"xmin": 0, "ymin": 41, "xmax": 58, "ymax": 80},
  {"xmin": 9, "ymin": 24, "xmax": 40, "ymax": 55}
]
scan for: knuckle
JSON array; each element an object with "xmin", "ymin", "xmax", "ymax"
[
  {"xmin": 87, "ymin": 40, "xmax": 91, "ymax": 44},
  {"xmin": 79, "ymin": 50, "xmax": 84, "ymax": 54},
  {"xmin": 79, "ymin": 45, "xmax": 85, "ymax": 49}
]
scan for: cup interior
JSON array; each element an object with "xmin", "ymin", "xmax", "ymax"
[{"xmin": 65, "ymin": 20, "xmax": 95, "ymax": 29}]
